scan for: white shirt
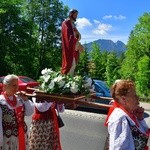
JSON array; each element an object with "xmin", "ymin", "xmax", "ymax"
[
  {"xmin": 32, "ymin": 97, "xmax": 65, "ymax": 113},
  {"xmin": 107, "ymin": 108, "xmax": 149, "ymax": 150}
]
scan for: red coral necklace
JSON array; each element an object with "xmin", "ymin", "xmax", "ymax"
[{"xmin": 3, "ymin": 91, "xmax": 17, "ymax": 107}]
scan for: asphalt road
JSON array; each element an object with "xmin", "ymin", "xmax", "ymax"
[{"xmin": 60, "ymin": 108, "xmax": 108, "ymax": 150}]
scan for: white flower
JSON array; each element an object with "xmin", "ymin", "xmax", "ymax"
[
  {"xmin": 48, "ymin": 80, "xmax": 55, "ymax": 90},
  {"xmin": 43, "ymin": 75, "xmax": 50, "ymax": 83},
  {"xmin": 41, "ymin": 68, "xmax": 53, "ymax": 75},
  {"xmin": 58, "ymin": 80, "xmax": 65, "ymax": 88},
  {"xmin": 53, "ymin": 75, "xmax": 65, "ymax": 88},
  {"xmin": 53, "ymin": 75, "xmax": 63, "ymax": 82},
  {"xmin": 64, "ymin": 82, "xmax": 71, "ymax": 88},
  {"xmin": 70, "ymin": 82, "xmax": 79, "ymax": 94},
  {"xmin": 41, "ymin": 68, "xmax": 47, "ymax": 75},
  {"xmin": 41, "ymin": 83, "xmax": 45, "ymax": 90},
  {"xmin": 84, "ymin": 77, "xmax": 92, "ymax": 88},
  {"xmin": 39, "ymin": 68, "xmax": 91, "ymax": 94}
]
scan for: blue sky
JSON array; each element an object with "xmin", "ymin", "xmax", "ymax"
[{"xmin": 61, "ymin": 0, "xmax": 150, "ymax": 44}]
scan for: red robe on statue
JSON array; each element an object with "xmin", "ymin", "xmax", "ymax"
[{"xmin": 61, "ymin": 18, "xmax": 79, "ymax": 74}]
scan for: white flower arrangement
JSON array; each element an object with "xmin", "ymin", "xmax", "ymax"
[{"xmin": 38, "ymin": 68, "xmax": 93, "ymax": 95}]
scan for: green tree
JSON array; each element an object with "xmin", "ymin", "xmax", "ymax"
[
  {"xmin": 120, "ymin": 12, "xmax": 150, "ymax": 96},
  {"xmin": 0, "ymin": 0, "xmax": 69, "ymax": 79},
  {"xmin": 89, "ymin": 42, "xmax": 106, "ymax": 80},
  {"xmin": 76, "ymin": 46, "xmax": 89, "ymax": 77},
  {"xmin": 105, "ymin": 52, "xmax": 121, "ymax": 86},
  {"xmin": 26, "ymin": 0, "xmax": 69, "ymax": 77},
  {"xmin": 101, "ymin": 51, "xmax": 109, "ymax": 81},
  {"xmin": 135, "ymin": 55, "xmax": 150, "ymax": 97},
  {"xmin": 121, "ymin": 12, "xmax": 150, "ymax": 80},
  {"xmin": 0, "ymin": 0, "xmax": 41, "ymax": 79},
  {"xmin": 0, "ymin": 0, "xmax": 33, "ymax": 76}
]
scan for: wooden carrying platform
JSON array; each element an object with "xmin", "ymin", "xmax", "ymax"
[{"xmin": 26, "ymin": 88, "xmax": 112, "ymax": 109}]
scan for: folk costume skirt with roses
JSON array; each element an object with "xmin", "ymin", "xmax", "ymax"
[{"xmin": 29, "ymin": 107, "xmax": 62, "ymax": 150}]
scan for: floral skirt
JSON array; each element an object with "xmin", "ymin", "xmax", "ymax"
[{"xmin": 29, "ymin": 119, "xmax": 62, "ymax": 150}]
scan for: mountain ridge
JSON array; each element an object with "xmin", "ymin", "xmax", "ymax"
[{"xmin": 84, "ymin": 39, "xmax": 127, "ymax": 54}]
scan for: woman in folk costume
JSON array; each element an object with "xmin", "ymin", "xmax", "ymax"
[
  {"xmin": 105, "ymin": 79, "xmax": 150, "ymax": 150},
  {"xmin": 61, "ymin": 9, "xmax": 84, "ymax": 76},
  {"xmin": 29, "ymin": 98, "xmax": 65, "ymax": 150},
  {"xmin": 0, "ymin": 74, "xmax": 34, "ymax": 150}
]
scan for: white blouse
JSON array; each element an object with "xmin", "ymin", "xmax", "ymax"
[
  {"xmin": 32, "ymin": 97, "xmax": 65, "ymax": 113},
  {"xmin": 107, "ymin": 108, "xmax": 149, "ymax": 150}
]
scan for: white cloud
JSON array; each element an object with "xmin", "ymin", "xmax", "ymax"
[
  {"xmin": 93, "ymin": 23, "xmax": 112, "ymax": 35},
  {"xmin": 76, "ymin": 18, "xmax": 92, "ymax": 29},
  {"xmin": 114, "ymin": 15, "xmax": 126, "ymax": 20},
  {"xmin": 103, "ymin": 15, "xmax": 126, "ymax": 20},
  {"xmin": 102, "ymin": 15, "xmax": 112, "ymax": 19},
  {"xmin": 93, "ymin": 20, "xmax": 100, "ymax": 24},
  {"xmin": 76, "ymin": 17, "xmax": 128, "ymax": 44}
]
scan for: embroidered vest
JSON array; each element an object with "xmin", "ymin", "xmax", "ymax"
[
  {"xmin": 0, "ymin": 104, "xmax": 27, "ymax": 138},
  {"xmin": 127, "ymin": 119, "xmax": 149, "ymax": 150}
]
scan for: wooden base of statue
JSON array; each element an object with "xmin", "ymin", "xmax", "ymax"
[{"xmin": 26, "ymin": 88, "xmax": 112, "ymax": 109}]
